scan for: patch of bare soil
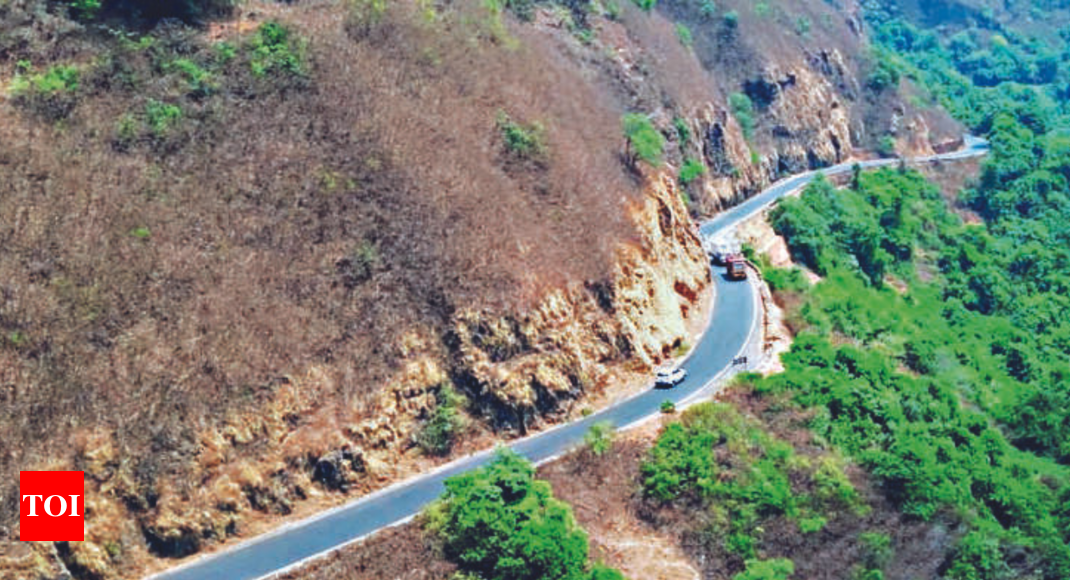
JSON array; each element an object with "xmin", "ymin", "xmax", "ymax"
[
  {"xmin": 918, "ymin": 158, "xmax": 984, "ymax": 223},
  {"xmin": 538, "ymin": 426, "xmax": 701, "ymax": 580},
  {"xmin": 277, "ymin": 523, "xmax": 455, "ymax": 580}
]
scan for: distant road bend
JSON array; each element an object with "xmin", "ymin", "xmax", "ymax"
[{"xmin": 149, "ymin": 138, "xmax": 989, "ymax": 580}]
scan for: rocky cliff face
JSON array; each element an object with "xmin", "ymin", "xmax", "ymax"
[
  {"xmin": 655, "ymin": 0, "xmax": 961, "ymax": 214},
  {"xmin": 684, "ymin": 54, "xmax": 859, "ymax": 212},
  {"xmin": 2, "ymin": 168, "xmax": 708, "ymax": 580}
]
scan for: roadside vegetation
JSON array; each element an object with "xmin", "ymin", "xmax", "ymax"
[
  {"xmin": 732, "ymin": 4, "xmax": 1070, "ymax": 576},
  {"xmin": 642, "ymin": 402, "xmax": 863, "ymax": 561},
  {"xmin": 416, "ymin": 384, "xmax": 470, "ymax": 456},
  {"xmin": 423, "ymin": 450, "xmax": 625, "ymax": 580},
  {"xmin": 755, "ymin": 164, "xmax": 1070, "ymax": 577}
]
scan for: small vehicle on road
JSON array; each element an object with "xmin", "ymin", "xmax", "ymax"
[
  {"xmin": 709, "ymin": 241, "xmax": 741, "ymax": 266},
  {"xmin": 726, "ymin": 254, "xmax": 748, "ymax": 280},
  {"xmin": 655, "ymin": 366, "xmax": 688, "ymax": 388}
]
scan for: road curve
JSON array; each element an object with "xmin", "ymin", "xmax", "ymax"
[{"xmin": 148, "ymin": 139, "xmax": 988, "ymax": 580}]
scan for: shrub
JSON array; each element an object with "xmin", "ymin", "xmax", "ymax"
[
  {"xmin": 114, "ymin": 113, "xmax": 139, "ymax": 148},
  {"xmin": 676, "ymin": 23, "xmax": 693, "ymax": 47},
  {"xmin": 603, "ymin": 0, "xmax": 621, "ymax": 20},
  {"xmin": 416, "ymin": 383, "xmax": 468, "ymax": 456},
  {"xmin": 425, "ymin": 449, "xmax": 624, "ymax": 580},
  {"xmin": 145, "ymin": 100, "xmax": 183, "ymax": 137},
  {"xmin": 497, "ymin": 112, "xmax": 547, "ymax": 159},
  {"xmin": 622, "ymin": 113, "xmax": 664, "ymax": 166},
  {"xmin": 248, "ymin": 22, "xmax": 306, "ymax": 79},
  {"xmin": 943, "ymin": 531, "xmax": 1008, "ymax": 580},
  {"xmin": 167, "ymin": 58, "xmax": 216, "ymax": 98},
  {"xmin": 584, "ymin": 421, "xmax": 615, "ymax": 457},
  {"xmin": 214, "ymin": 41, "xmax": 238, "ymax": 64},
  {"xmin": 10, "ymin": 64, "xmax": 80, "ymax": 96},
  {"xmin": 734, "ymin": 558, "xmax": 795, "ymax": 580},
  {"xmin": 798, "ymin": 516, "xmax": 826, "ymax": 534},
  {"xmin": 632, "ymin": 0, "xmax": 655, "ymax": 12},
  {"xmin": 674, "ymin": 341, "xmax": 690, "ymax": 356},
  {"xmin": 661, "ymin": 400, "xmax": 676, "ymax": 414},
  {"xmin": 877, "ymin": 135, "xmax": 897, "ymax": 158},
  {"xmin": 103, "ymin": 540, "xmax": 122, "ymax": 560},
  {"xmin": 129, "ymin": 226, "xmax": 152, "ymax": 239},
  {"xmin": 858, "ymin": 532, "xmax": 894, "ymax": 571},
  {"xmin": 724, "ymin": 10, "xmax": 739, "ymax": 28},
  {"xmin": 673, "ymin": 117, "xmax": 691, "ymax": 143},
  {"xmin": 729, "ymin": 93, "xmax": 755, "ymax": 141},
  {"xmin": 68, "ymin": 0, "xmax": 102, "ymax": 20},
  {"xmin": 679, "ymin": 158, "xmax": 705, "ymax": 184},
  {"xmin": 699, "ymin": 0, "xmax": 716, "ymax": 19}
]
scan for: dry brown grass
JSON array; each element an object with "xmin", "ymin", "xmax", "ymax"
[
  {"xmin": 278, "ymin": 523, "xmax": 455, "ymax": 580},
  {"xmin": 0, "ymin": 0, "xmax": 648, "ymax": 540}
]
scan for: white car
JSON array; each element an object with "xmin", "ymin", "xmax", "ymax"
[{"xmin": 655, "ymin": 367, "xmax": 688, "ymax": 388}]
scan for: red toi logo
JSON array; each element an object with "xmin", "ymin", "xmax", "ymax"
[{"xmin": 20, "ymin": 471, "xmax": 85, "ymax": 542}]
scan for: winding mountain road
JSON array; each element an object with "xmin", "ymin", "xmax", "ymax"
[{"xmin": 149, "ymin": 138, "xmax": 988, "ymax": 580}]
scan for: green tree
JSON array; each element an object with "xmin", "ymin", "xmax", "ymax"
[
  {"xmin": 622, "ymin": 113, "xmax": 664, "ymax": 166},
  {"xmin": 426, "ymin": 450, "xmax": 626, "ymax": 580}
]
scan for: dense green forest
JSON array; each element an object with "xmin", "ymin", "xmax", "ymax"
[
  {"xmin": 760, "ymin": 170, "xmax": 1070, "ymax": 579},
  {"xmin": 728, "ymin": 2, "xmax": 1070, "ymax": 577}
]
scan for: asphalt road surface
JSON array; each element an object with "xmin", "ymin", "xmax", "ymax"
[{"xmin": 149, "ymin": 139, "xmax": 988, "ymax": 580}]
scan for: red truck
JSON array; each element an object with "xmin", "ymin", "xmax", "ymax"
[{"xmin": 726, "ymin": 254, "xmax": 748, "ymax": 280}]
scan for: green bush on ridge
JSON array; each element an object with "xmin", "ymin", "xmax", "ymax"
[
  {"xmin": 622, "ymin": 113, "xmax": 664, "ymax": 166},
  {"xmin": 424, "ymin": 449, "xmax": 626, "ymax": 580}
]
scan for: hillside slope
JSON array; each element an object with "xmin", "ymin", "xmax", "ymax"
[{"xmin": 0, "ymin": 0, "xmax": 955, "ymax": 577}]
